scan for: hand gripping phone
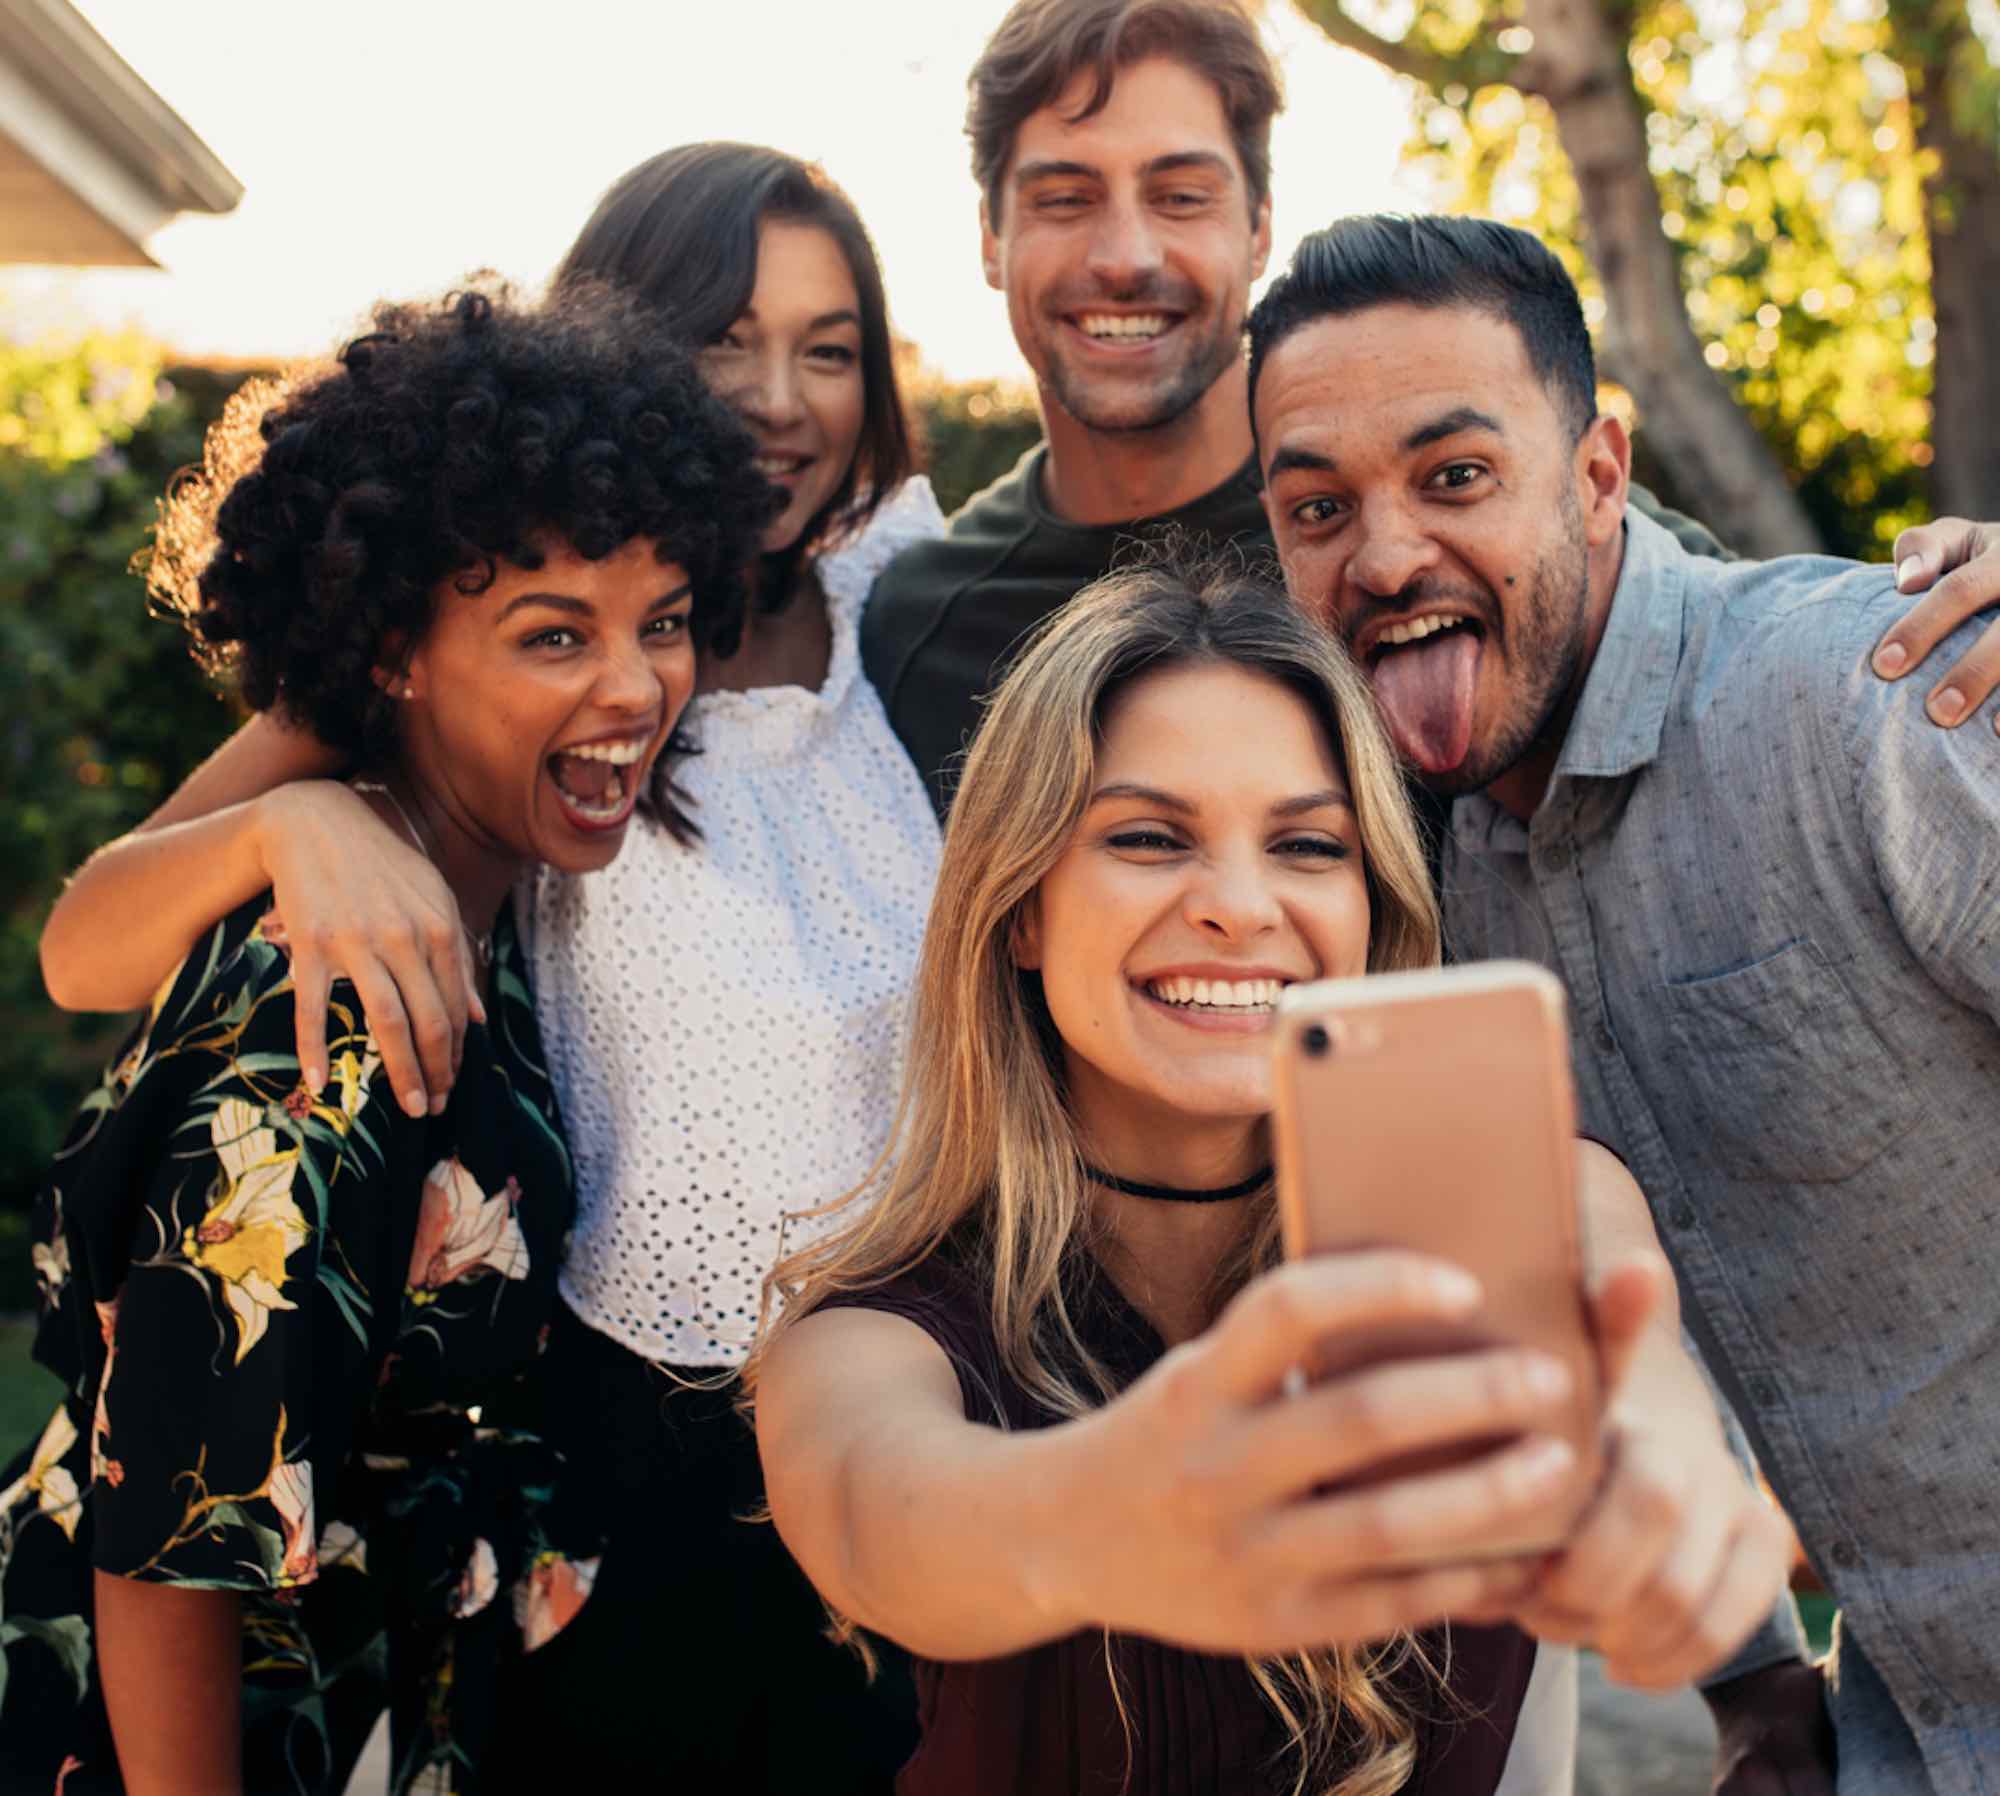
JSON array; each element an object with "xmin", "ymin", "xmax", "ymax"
[{"xmin": 1269, "ymin": 960, "xmax": 1604, "ymax": 1560}]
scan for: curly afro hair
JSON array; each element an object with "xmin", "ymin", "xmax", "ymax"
[{"xmin": 149, "ymin": 278, "xmax": 780, "ymax": 837}]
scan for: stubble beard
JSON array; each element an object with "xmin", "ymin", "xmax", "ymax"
[
  {"xmin": 1420, "ymin": 489, "xmax": 1594, "ymax": 799},
  {"xmin": 1039, "ymin": 308, "xmax": 1240, "ymax": 436}
]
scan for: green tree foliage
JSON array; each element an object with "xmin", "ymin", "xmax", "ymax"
[
  {"xmin": 1298, "ymin": 0, "xmax": 2000, "ymax": 554},
  {"xmin": 0, "ymin": 331, "xmax": 252, "ymax": 1226},
  {"xmin": 909, "ymin": 372, "xmax": 1044, "ymax": 516}
]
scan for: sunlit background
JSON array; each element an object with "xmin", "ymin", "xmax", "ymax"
[
  {"xmin": 7, "ymin": 3, "xmax": 1967, "ymax": 1775},
  {"xmin": 10, "ymin": 0, "xmax": 1421, "ymax": 379}
]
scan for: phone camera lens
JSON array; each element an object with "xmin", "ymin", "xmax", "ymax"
[{"xmin": 1302, "ymin": 1023, "xmax": 1332, "ymax": 1058}]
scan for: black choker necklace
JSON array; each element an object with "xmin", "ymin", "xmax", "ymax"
[{"xmin": 1085, "ymin": 1164, "xmax": 1271, "ymax": 1204}]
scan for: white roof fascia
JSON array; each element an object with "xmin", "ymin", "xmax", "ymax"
[
  {"xmin": 0, "ymin": 53, "xmax": 175, "ymax": 261},
  {"xmin": 0, "ymin": 0, "xmax": 242, "ymax": 230}
]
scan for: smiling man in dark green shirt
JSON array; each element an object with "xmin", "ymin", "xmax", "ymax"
[{"xmin": 862, "ymin": 3, "xmax": 1721, "ymax": 818}]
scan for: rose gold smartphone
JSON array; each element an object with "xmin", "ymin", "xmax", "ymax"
[{"xmin": 1269, "ymin": 960, "xmax": 1603, "ymax": 1560}]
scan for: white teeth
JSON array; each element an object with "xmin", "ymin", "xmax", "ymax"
[
  {"xmin": 1379, "ymin": 614, "xmax": 1469, "ymax": 648},
  {"xmin": 753, "ymin": 456, "xmax": 807, "ymax": 476},
  {"xmin": 1078, "ymin": 313, "xmax": 1170, "ymax": 340},
  {"xmin": 1144, "ymin": 976, "xmax": 1286, "ymax": 1010},
  {"xmin": 558, "ymin": 739, "xmax": 646, "ymax": 765}
]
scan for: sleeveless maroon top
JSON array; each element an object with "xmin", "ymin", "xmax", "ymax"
[{"xmin": 824, "ymin": 1248, "xmax": 1537, "ymax": 1795}]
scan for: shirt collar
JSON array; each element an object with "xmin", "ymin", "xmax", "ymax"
[
  {"xmin": 1551, "ymin": 507, "xmax": 1689, "ymax": 782},
  {"xmin": 1451, "ymin": 506, "xmax": 1689, "ymax": 856}
]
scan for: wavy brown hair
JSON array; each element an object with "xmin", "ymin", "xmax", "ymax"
[
  {"xmin": 556, "ymin": 142, "xmax": 914, "ymax": 651},
  {"xmin": 746, "ymin": 551, "xmax": 1442, "ymax": 1795},
  {"xmin": 967, "ymin": 0, "xmax": 1283, "ymax": 224}
]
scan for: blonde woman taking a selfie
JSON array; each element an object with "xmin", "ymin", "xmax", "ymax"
[{"xmin": 746, "ymin": 560, "xmax": 1794, "ymax": 1796}]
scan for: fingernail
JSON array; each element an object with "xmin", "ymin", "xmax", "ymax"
[
  {"xmin": 1525, "ymin": 1358, "xmax": 1572, "ymax": 1402},
  {"xmin": 401, "ymin": 1088, "xmax": 427, "ymax": 1118},
  {"xmin": 1524, "ymin": 1438, "xmax": 1574, "ymax": 1482},
  {"xmin": 1435, "ymin": 1268, "xmax": 1483, "ymax": 1309},
  {"xmin": 304, "ymin": 1065, "xmax": 326, "ymax": 1097},
  {"xmin": 1931, "ymin": 686, "xmax": 1967, "ymax": 723},
  {"xmin": 1873, "ymin": 640, "xmax": 1908, "ymax": 676},
  {"xmin": 429, "ymin": 1093, "xmax": 449, "ymax": 1116},
  {"xmin": 1895, "ymin": 556, "xmax": 1922, "ymax": 591}
]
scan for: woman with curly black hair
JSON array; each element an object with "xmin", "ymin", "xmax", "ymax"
[
  {"xmin": 0, "ymin": 281, "xmax": 772, "ymax": 1796},
  {"xmin": 37, "ymin": 144, "xmax": 938, "ymax": 1793}
]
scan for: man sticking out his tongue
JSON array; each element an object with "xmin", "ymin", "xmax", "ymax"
[
  {"xmin": 1362, "ymin": 613, "xmax": 1483, "ymax": 780},
  {"xmin": 1250, "ymin": 212, "xmax": 2000, "ymax": 1796}
]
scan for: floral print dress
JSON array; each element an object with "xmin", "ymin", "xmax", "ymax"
[{"xmin": 0, "ymin": 895, "xmax": 598, "ymax": 1795}]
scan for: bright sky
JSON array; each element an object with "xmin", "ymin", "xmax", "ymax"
[{"xmin": 13, "ymin": 0, "xmax": 1423, "ymax": 383}]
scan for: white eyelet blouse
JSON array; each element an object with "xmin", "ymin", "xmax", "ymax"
[{"xmin": 519, "ymin": 479, "xmax": 946, "ymax": 1366}]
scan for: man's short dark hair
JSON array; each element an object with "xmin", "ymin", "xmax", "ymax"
[
  {"xmin": 967, "ymin": 0, "xmax": 1282, "ymax": 224},
  {"xmin": 1246, "ymin": 214, "xmax": 1599, "ymax": 440}
]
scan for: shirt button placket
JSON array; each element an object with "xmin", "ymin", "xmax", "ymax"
[{"xmin": 1536, "ymin": 822, "xmax": 1617, "ymax": 1058}]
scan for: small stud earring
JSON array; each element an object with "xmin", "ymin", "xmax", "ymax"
[{"xmin": 402, "ymin": 684, "xmax": 414, "ymax": 699}]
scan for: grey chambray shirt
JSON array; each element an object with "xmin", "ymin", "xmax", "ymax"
[{"xmin": 1443, "ymin": 508, "xmax": 2000, "ymax": 1795}]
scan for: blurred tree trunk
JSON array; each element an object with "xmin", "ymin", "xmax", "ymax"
[
  {"xmin": 1511, "ymin": 0, "xmax": 1822, "ymax": 552},
  {"xmin": 1298, "ymin": 0, "xmax": 1827, "ymax": 555},
  {"xmin": 1896, "ymin": 5, "xmax": 2000, "ymax": 521}
]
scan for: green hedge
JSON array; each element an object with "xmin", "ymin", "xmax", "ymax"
[{"xmin": 1, "ymin": 338, "xmax": 256, "ymax": 1242}]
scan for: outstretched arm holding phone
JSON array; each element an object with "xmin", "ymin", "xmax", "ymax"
[{"xmin": 757, "ymin": 1251, "xmax": 1584, "ymax": 1663}]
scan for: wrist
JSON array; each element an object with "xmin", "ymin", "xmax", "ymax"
[
  {"xmin": 1013, "ymin": 1413, "xmax": 1111, "ymax": 1641},
  {"xmin": 243, "ymin": 786, "xmax": 287, "ymax": 883},
  {"xmin": 245, "ymin": 779, "xmax": 354, "ymax": 882}
]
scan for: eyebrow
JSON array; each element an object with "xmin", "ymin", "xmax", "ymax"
[
  {"xmin": 1090, "ymin": 781, "xmax": 1194, "ymax": 813},
  {"xmin": 496, "ymin": 582, "xmax": 692, "ymax": 623},
  {"xmin": 732, "ymin": 306, "xmax": 861, "ymax": 333},
  {"xmin": 1264, "ymin": 408, "xmax": 1505, "ymax": 482},
  {"xmin": 1088, "ymin": 781, "xmax": 1353, "ymax": 817},
  {"xmin": 1013, "ymin": 150, "xmax": 1235, "ymax": 188},
  {"xmin": 1403, "ymin": 406, "xmax": 1505, "ymax": 451},
  {"xmin": 1265, "ymin": 444, "xmax": 1339, "ymax": 481},
  {"xmin": 1272, "ymin": 787, "xmax": 1353, "ymax": 818}
]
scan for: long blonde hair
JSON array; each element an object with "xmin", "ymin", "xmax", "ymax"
[{"xmin": 747, "ymin": 553, "xmax": 1442, "ymax": 1794}]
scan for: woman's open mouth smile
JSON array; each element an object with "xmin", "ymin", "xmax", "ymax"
[{"xmin": 546, "ymin": 733, "xmax": 653, "ymax": 834}]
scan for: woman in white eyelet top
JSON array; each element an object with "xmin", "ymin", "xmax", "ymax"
[
  {"xmin": 519, "ymin": 477, "xmax": 943, "ymax": 1367},
  {"xmin": 479, "ymin": 146, "xmax": 938, "ymax": 1794}
]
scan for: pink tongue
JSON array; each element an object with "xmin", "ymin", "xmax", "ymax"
[
  {"xmin": 1369, "ymin": 630, "xmax": 1480, "ymax": 775},
  {"xmin": 550, "ymin": 753, "xmax": 615, "ymax": 803}
]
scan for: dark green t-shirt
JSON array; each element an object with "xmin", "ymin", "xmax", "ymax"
[
  {"xmin": 861, "ymin": 446, "xmax": 1269, "ymax": 812},
  {"xmin": 859, "ymin": 441, "xmax": 1722, "ymax": 815}
]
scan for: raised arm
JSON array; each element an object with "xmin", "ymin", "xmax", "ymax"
[
  {"xmin": 40, "ymin": 712, "xmax": 475, "ymax": 1116},
  {"xmin": 41, "ymin": 713, "xmax": 340, "ymax": 1011},
  {"xmin": 756, "ymin": 1252, "xmax": 1587, "ymax": 1663}
]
